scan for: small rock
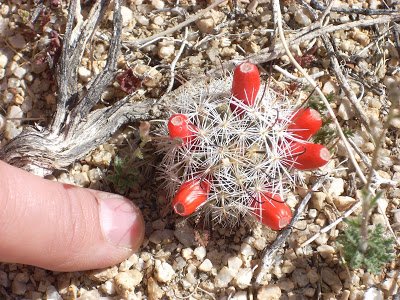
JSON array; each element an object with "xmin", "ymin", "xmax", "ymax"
[
  {"xmin": 12, "ymin": 66, "xmax": 27, "ymax": 79},
  {"xmin": 328, "ymin": 178, "xmax": 345, "ymax": 197},
  {"xmin": 153, "ymin": 16, "xmax": 164, "ymax": 26},
  {"xmin": 0, "ymin": 270, "xmax": 8, "ymax": 287},
  {"xmin": 193, "ymin": 246, "xmax": 206, "ymax": 261},
  {"xmin": 151, "ymin": 0, "xmax": 165, "ymax": 9},
  {"xmin": 12, "ymin": 273, "xmax": 29, "ymax": 295},
  {"xmin": 307, "ymin": 268, "xmax": 319, "ymax": 284},
  {"xmin": 198, "ymin": 259, "xmax": 213, "ymax": 272},
  {"xmin": 240, "ymin": 243, "xmax": 256, "ymax": 257},
  {"xmin": 147, "ymin": 277, "xmax": 164, "ymax": 300},
  {"xmin": 364, "ymin": 287, "xmax": 384, "ymax": 300},
  {"xmin": 73, "ymin": 172, "xmax": 90, "ymax": 186},
  {"xmin": 294, "ymin": 9, "xmax": 311, "ymax": 26},
  {"xmin": 8, "ymin": 34, "xmax": 27, "ymax": 49},
  {"xmin": 154, "ymin": 260, "xmax": 175, "ymax": 283},
  {"xmin": 149, "ymin": 229, "xmax": 174, "ymax": 244},
  {"xmin": 181, "ymin": 248, "xmax": 193, "ymax": 260},
  {"xmin": 235, "ymin": 268, "xmax": 253, "ymax": 289},
  {"xmin": 253, "ymin": 236, "xmax": 266, "ymax": 250},
  {"xmin": 214, "ymin": 266, "xmax": 234, "ymax": 288},
  {"xmin": 195, "ymin": 10, "xmax": 222, "ymax": 34},
  {"xmin": 174, "ymin": 223, "xmax": 195, "ymax": 247},
  {"xmin": 322, "ymin": 80, "xmax": 339, "ymax": 95},
  {"xmin": 304, "ymin": 287, "xmax": 315, "ymax": 297},
  {"xmin": 372, "ymin": 213, "xmax": 386, "ymax": 226},
  {"xmin": 321, "ymin": 267, "xmax": 342, "ymax": 293},
  {"xmin": 120, "ymin": 6, "xmax": 134, "ymax": 26},
  {"xmin": 334, "ymin": 196, "xmax": 356, "ymax": 211},
  {"xmin": 158, "ymin": 43, "xmax": 175, "ymax": 59},
  {"xmin": 114, "ymin": 269, "xmax": 143, "ymax": 293},
  {"xmin": 292, "ymin": 268, "xmax": 309, "ymax": 287},
  {"xmin": 78, "ymin": 66, "xmax": 91, "ymax": 82},
  {"xmin": 311, "ymin": 192, "xmax": 326, "ymax": 210},
  {"xmin": 257, "ymin": 285, "xmax": 281, "ymax": 300},
  {"xmin": 278, "ymin": 278, "xmax": 295, "ymax": 291},
  {"xmin": 0, "ymin": 114, "xmax": 5, "ymax": 132},
  {"xmin": 136, "ymin": 15, "xmax": 149, "ymax": 26},
  {"xmin": 227, "ymin": 256, "xmax": 242, "ymax": 275},
  {"xmin": 46, "ymin": 285, "xmax": 62, "ymax": 300},
  {"xmin": 100, "ymin": 280, "xmax": 115, "ymax": 295},
  {"xmin": 0, "ymin": 53, "xmax": 8, "ymax": 68},
  {"xmin": 7, "ymin": 77, "xmax": 20, "ymax": 88},
  {"xmin": 317, "ymin": 245, "xmax": 336, "ymax": 260},
  {"xmin": 4, "ymin": 120, "xmax": 22, "ymax": 140},
  {"xmin": 233, "ymin": 290, "xmax": 248, "ymax": 300},
  {"xmin": 89, "ymin": 266, "xmax": 119, "ymax": 282}
]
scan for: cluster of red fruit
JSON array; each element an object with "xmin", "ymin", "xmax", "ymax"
[{"xmin": 165, "ymin": 63, "xmax": 329, "ymax": 230}]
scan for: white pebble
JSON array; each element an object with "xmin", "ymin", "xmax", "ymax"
[
  {"xmin": 364, "ymin": 287, "xmax": 384, "ymax": 300},
  {"xmin": 12, "ymin": 66, "xmax": 27, "ymax": 79},
  {"xmin": 8, "ymin": 34, "xmax": 27, "ymax": 49},
  {"xmin": 0, "ymin": 114, "xmax": 5, "ymax": 132},
  {"xmin": 120, "ymin": 6, "xmax": 134, "ymax": 26},
  {"xmin": 328, "ymin": 178, "xmax": 344, "ymax": 197},
  {"xmin": 136, "ymin": 15, "xmax": 149, "ymax": 26},
  {"xmin": 46, "ymin": 285, "xmax": 62, "ymax": 300},
  {"xmin": 198, "ymin": 259, "xmax": 213, "ymax": 272},
  {"xmin": 151, "ymin": 0, "xmax": 165, "ymax": 9},
  {"xmin": 181, "ymin": 248, "xmax": 193, "ymax": 260},
  {"xmin": 7, "ymin": 77, "xmax": 20, "ymax": 88},
  {"xmin": 78, "ymin": 66, "xmax": 91, "ymax": 82},
  {"xmin": 235, "ymin": 268, "xmax": 253, "ymax": 289},
  {"xmin": 214, "ymin": 266, "xmax": 234, "ymax": 288},
  {"xmin": 114, "ymin": 270, "xmax": 143, "ymax": 293},
  {"xmin": 7, "ymin": 105, "xmax": 23, "ymax": 123},
  {"xmin": 0, "ymin": 53, "xmax": 8, "ymax": 68},
  {"xmin": 0, "ymin": 68, "xmax": 4, "ymax": 80},
  {"xmin": 101, "ymin": 280, "xmax": 116, "ymax": 295},
  {"xmin": 158, "ymin": 44, "xmax": 175, "ymax": 59},
  {"xmin": 73, "ymin": 172, "xmax": 90, "ymax": 187},
  {"xmin": 193, "ymin": 246, "xmax": 206, "ymax": 261},
  {"xmin": 227, "ymin": 256, "xmax": 242, "ymax": 275},
  {"xmin": 240, "ymin": 243, "xmax": 256, "ymax": 257},
  {"xmin": 155, "ymin": 260, "xmax": 175, "ymax": 283},
  {"xmin": 153, "ymin": 16, "xmax": 164, "ymax": 26}
]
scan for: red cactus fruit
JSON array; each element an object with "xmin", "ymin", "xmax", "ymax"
[
  {"xmin": 289, "ymin": 142, "xmax": 330, "ymax": 170},
  {"xmin": 172, "ymin": 179, "xmax": 211, "ymax": 216},
  {"xmin": 253, "ymin": 192, "xmax": 292, "ymax": 230},
  {"xmin": 168, "ymin": 114, "xmax": 196, "ymax": 144},
  {"xmin": 288, "ymin": 107, "xmax": 322, "ymax": 140},
  {"xmin": 231, "ymin": 62, "xmax": 261, "ymax": 112}
]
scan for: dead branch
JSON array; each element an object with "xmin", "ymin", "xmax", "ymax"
[{"xmin": 0, "ymin": 0, "xmax": 154, "ymax": 176}]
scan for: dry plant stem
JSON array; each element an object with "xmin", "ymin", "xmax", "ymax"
[
  {"xmin": 255, "ymin": 176, "xmax": 327, "ymax": 284},
  {"xmin": 273, "ymin": 65, "xmax": 325, "ymax": 83},
  {"xmin": 322, "ymin": 36, "xmax": 371, "ymax": 133},
  {"xmin": 166, "ymin": 28, "xmax": 189, "ymax": 93},
  {"xmin": 300, "ymin": 201, "xmax": 363, "ymax": 248},
  {"xmin": 272, "ymin": 0, "xmax": 366, "ymax": 184},
  {"xmin": 310, "ymin": 0, "xmax": 399, "ymax": 15},
  {"xmin": 0, "ymin": 0, "xmax": 153, "ymax": 176},
  {"xmin": 125, "ymin": 0, "xmax": 227, "ymax": 48}
]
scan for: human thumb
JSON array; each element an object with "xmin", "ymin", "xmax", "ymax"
[{"xmin": 0, "ymin": 161, "xmax": 145, "ymax": 271}]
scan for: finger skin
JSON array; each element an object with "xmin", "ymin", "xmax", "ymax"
[{"xmin": 0, "ymin": 161, "xmax": 145, "ymax": 271}]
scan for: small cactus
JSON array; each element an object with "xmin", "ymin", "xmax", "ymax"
[{"xmin": 155, "ymin": 63, "xmax": 329, "ymax": 229}]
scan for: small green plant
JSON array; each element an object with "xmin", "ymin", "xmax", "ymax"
[
  {"xmin": 107, "ymin": 156, "xmax": 140, "ymax": 194},
  {"xmin": 337, "ymin": 217, "xmax": 394, "ymax": 274},
  {"xmin": 337, "ymin": 191, "xmax": 394, "ymax": 274}
]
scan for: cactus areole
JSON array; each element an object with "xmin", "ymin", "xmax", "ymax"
[{"xmin": 157, "ymin": 62, "xmax": 330, "ymax": 230}]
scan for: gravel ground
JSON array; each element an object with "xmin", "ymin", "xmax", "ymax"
[{"xmin": 1, "ymin": 0, "xmax": 400, "ymax": 299}]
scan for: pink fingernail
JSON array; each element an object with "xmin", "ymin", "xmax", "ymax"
[{"xmin": 99, "ymin": 195, "xmax": 144, "ymax": 250}]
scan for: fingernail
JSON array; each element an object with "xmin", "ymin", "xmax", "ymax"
[{"xmin": 98, "ymin": 194, "xmax": 144, "ymax": 250}]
